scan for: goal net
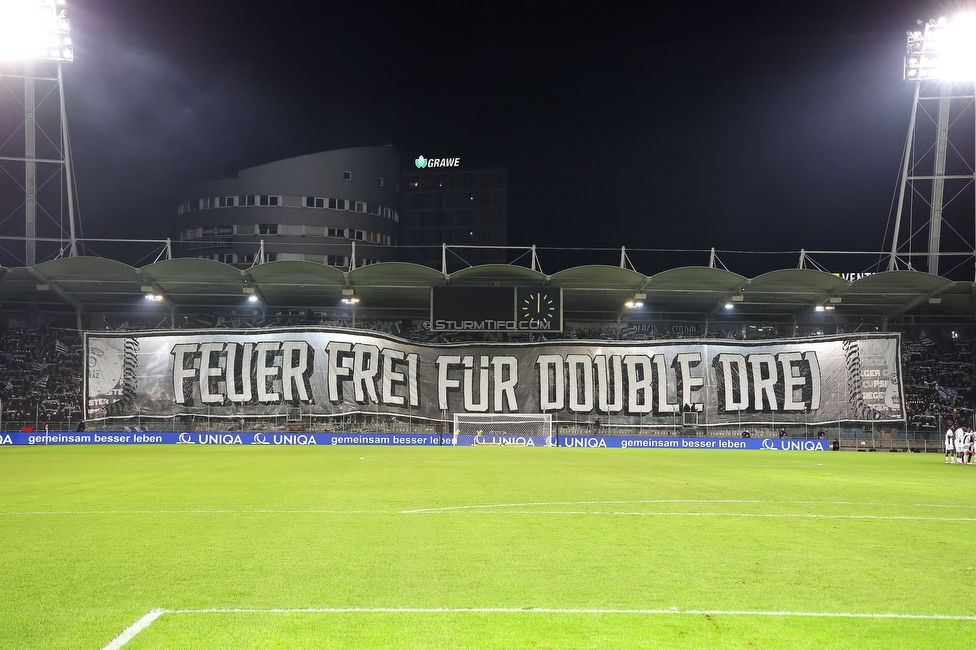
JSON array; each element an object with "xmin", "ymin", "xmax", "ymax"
[{"xmin": 452, "ymin": 413, "xmax": 553, "ymax": 446}]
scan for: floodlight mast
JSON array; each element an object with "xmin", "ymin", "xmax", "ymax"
[
  {"xmin": 888, "ymin": 16, "xmax": 976, "ymax": 277},
  {"xmin": 0, "ymin": 0, "xmax": 77, "ymax": 266}
]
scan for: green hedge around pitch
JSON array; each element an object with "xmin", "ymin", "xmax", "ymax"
[{"xmin": 0, "ymin": 445, "xmax": 973, "ymax": 649}]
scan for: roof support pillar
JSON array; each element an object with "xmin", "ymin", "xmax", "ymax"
[{"xmin": 27, "ymin": 266, "xmax": 84, "ymax": 332}]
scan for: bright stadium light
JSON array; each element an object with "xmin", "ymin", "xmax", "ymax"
[
  {"xmin": 890, "ymin": 13, "xmax": 976, "ymax": 276},
  {"xmin": 0, "ymin": 0, "xmax": 73, "ymax": 62},
  {"xmin": 905, "ymin": 14, "xmax": 976, "ymax": 81},
  {"xmin": 0, "ymin": 0, "xmax": 78, "ymax": 266}
]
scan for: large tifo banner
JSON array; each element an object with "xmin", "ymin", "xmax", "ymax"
[{"xmin": 85, "ymin": 329, "xmax": 904, "ymax": 425}]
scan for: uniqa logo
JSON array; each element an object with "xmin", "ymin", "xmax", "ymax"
[{"xmin": 415, "ymin": 155, "xmax": 428, "ymax": 168}]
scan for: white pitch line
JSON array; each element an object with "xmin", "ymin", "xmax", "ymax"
[
  {"xmin": 166, "ymin": 607, "xmax": 976, "ymax": 620},
  {"xmin": 483, "ymin": 511, "xmax": 976, "ymax": 522},
  {"xmin": 400, "ymin": 498, "xmax": 976, "ymax": 513},
  {"xmin": 100, "ymin": 608, "xmax": 165, "ymax": 650},
  {"xmin": 102, "ymin": 606, "xmax": 976, "ymax": 647},
  {"xmin": 0, "ymin": 509, "xmax": 388, "ymax": 516},
  {"xmin": 6, "ymin": 500, "xmax": 976, "ymax": 518}
]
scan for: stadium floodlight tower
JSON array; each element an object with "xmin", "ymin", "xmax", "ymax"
[
  {"xmin": 0, "ymin": 0, "xmax": 77, "ymax": 266},
  {"xmin": 888, "ymin": 15, "xmax": 976, "ymax": 277}
]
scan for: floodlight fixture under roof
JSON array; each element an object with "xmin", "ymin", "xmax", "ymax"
[
  {"xmin": 904, "ymin": 14, "xmax": 976, "ymax": 82},
  {"xmin": 0, "ymin": 0, "xmax": 73, "ymax": 62}
]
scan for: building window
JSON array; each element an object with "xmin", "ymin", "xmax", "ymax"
[
  {"xmin": 378, "ymin": 177, "xmax": 384, "ymax": 187},
  {"xmin": 240, "ymin": 253, "xmax": 254, "ymax": 264},
  {"xmin": 258, "ymin": 224, "xmax": 278, "ymax": 235},
  {"xmin": 343, "ymin": 171, "xmax": 352, "ymax": 181},
  {"xmin": 408, "ymin": 181, "xmax": 419, "ymax": 189},
  {"xmin": 240, "ymin": 195, "xmax": 255, "ymax": 206},
  {"xmin": 219, "ymin": 196, "xmax": 235, "ymax": 207},
  {"xmin": 354, "ymin": 201, "xmax": 366, "ymax": 212},
  {"xmin": 223, "ymin": 253, "xmax": 236, "ymax": 264},
  {"xmin": 259, "ymin": 195, "xmax": 280, "ymax": 206},
  {"xmin": 265, "ymin": 253, "xmax": 278, "ymax": 262},
  {"xmin": 353, "ymin": 230, "xmax": 364, "ymax": 241},
  {"xmin": 327, "ymin": 255, "xmax": 348, "ymax": 267},
  {"xmin": 327, "ymin": 227, "xmax": 345, "ymax": 238}
]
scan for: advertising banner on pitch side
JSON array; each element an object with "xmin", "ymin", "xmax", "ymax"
[
  {"xmin": 0, "ymin": 432, "xmax": 831, "ymax": 451},
  {"xmin": 84, "ymin": 329, "xmax": 904, "ymax": 425}
]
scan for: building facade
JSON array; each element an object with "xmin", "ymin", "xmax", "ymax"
[
  {"xmin": 399, "ymin": 164, "xmax": 507, "ymax": 268},
  {"xmin": 177, "ymin": 146, "xmax": 401, "ymax": 268}
]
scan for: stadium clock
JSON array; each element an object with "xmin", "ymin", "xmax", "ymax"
[{"xmin": 516, "ymin": 287, "xmax": 562, "ymax": 331}]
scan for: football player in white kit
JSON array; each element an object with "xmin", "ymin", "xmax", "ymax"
[
  {"xmin": 966, "ymin": 427, "xmax": 975, "ymax": 465},
  {"xmin": 955, "ymin": 423, "xmax": 967, "ymax": 464},
  {"xmin": 946, "ymin": 421, "xmax": 956, "ymax": 463}
]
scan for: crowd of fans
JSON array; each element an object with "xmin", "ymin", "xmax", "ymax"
[
  {"xmin": 0, "ymin": 322, "xmax": 972, "ymax": 431},
  {"xmin": 0, "ymin": 324, "xmax": 83, "ymax": 426},
  {"xmin": 902, "ymin": 330, "xmax": 976, "ymax": 431}
]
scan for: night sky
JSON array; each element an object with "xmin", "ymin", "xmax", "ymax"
[{"xmin": 15, "ymin": 1, "xmax": 960, "ymax": 272}]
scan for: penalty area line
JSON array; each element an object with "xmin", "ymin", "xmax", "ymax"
[
  {"xmin": 101, "ymin": 607, "xmax": 976, "ymax": 648},
  {"xmin": 100, "ymin": 609, "xmax": 165, "ymax": 650}
]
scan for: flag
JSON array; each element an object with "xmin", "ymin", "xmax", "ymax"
[
  {"xmin": 933, "ymin": 383, "xmax": 958, "ymax": 402},
  {"xmin": 34, "ymin": 375, "xmax": 48, "ymax": 388},
  {"xmin": 919, "ymin": 330, "xmax": 935, "ymax": 346},
  {"xmin": 55, "ymin": 340, "xmax": 68, "ymax": 355},
  {"xmin": 31, "ymin": 361, "xmax": 44, "ymax": 372},
  {"xmin": 4, "ymin": 381, "xmax": 11, "ymax": 391}
]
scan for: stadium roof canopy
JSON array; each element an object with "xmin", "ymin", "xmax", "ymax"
[{"xmin": 0, "ymin": 258, "xmax": 971, "ymax": 322}]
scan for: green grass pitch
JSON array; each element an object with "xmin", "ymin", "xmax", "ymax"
[{"xmin": 0, "ymin": 445, "xmax": 974, "ymax": 648}]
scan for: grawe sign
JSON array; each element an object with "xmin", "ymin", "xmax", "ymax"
[{"xmin": 415, "ymin": 155, "xmax": 460, "ymax": 168}]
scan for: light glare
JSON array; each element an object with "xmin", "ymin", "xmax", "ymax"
[
  {"xmin": 0, "ymin": 0, "xmax": 72, "ymax": 62},
  {"xmin": 906, "ymin": 14, "xmax": 976, "ymax": 81}
]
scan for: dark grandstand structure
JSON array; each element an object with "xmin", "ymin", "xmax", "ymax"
[{"xmin": 0, "ymin": 252, "xmax": 974, "ymax": 448}]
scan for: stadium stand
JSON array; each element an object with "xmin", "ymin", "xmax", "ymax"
[
  {"xmin": 0, "ymin": 324, "xmax": 83, "ymax": 429},
  {"xmin": 0, "ymin": 316, "xmax": 973, "ymax": 451},
  {"xmin": 3, "ymin": 258, "xmax": 976, "ymax": 449}
]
